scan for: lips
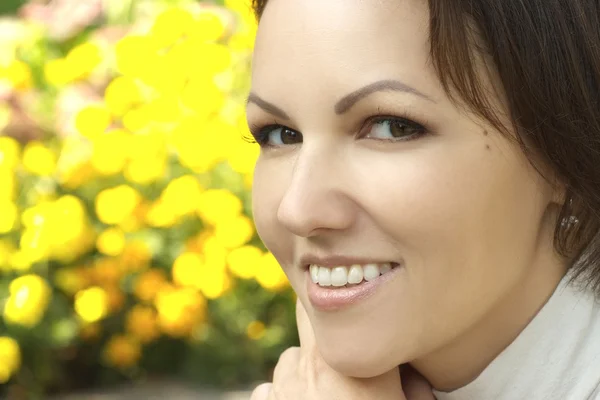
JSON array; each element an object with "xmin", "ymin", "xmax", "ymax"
[{"xmin": 305, "ymin": 262, "xmax": 403, "ymax": 311}]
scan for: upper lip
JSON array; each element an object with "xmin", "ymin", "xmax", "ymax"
[{"xmin": 298, "ymin": 254, "xmax": 399, "ymax": 269}]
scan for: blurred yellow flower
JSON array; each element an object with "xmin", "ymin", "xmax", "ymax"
[
  {"xmin": 173, "ymin": 247, "xmax": 230, "ymax": 299},
  {"xmin": 74, "ymin": 286, "xmax": 109, "ymax": 323},
  {"xmin": 44, "ymin": 58, "xmax": 76, "ymax": 87},
  {"xmin": 145, "ymin": 199, "xmax": 178, "ymax": 228},
  {"xmin": 119, "ymin": 240, "xmax": 152, "ymax": 272},
  {"xmin": 105, "ymin": 285, "xmax": 125, "ymax": 313},
  {"xmin": 145, "ymin": 95, "xmax": 182, "ymax": 123},
  {"xmin": 75, "ymin": 105, "xmax": 112, "ymax": 138},
  {"xmin": 214, "ymin": 215, "xmax": 254, "ymax": 249},
  {"xmin": 227, "ymin": 140, "xmax": 259, "ymax": 175},
  {"xmin": 0, "ymin": 200, "xmax": 18, "ymax": 233},
  {"xmin": 140, "ymin": 54, "xmax": 187, "ymax": 96},
  {"xmin": 19, "ymin": 227, "xmax": 51, "ymax": 263},
  {"xmin": 8, "ymin": 250, "xmax": 32, "ymax": 271},
  {"xmin": 104, "ymin": 76, "xmax": 143, "ymax": 116},
  {"xmin": 246, "ymin": 320, "xmax": 266, "ymax": 341},
  {"xmin": 3, "ymin": 274, "xmax": 52, "ymax": 327},
  {"xmin": 121, "ymin": 106, "xmax": 152, "ymax": 132},
  {"xmin": 50, "ymin": 195, "xmax": 96, "ymax": 263},
  {"xmin": 155, "ymin": 286, "xmax": 206, "ymax": 337},
  {"xmin": 0, "ymin": 136, "xmax": 21, "ymax": 170},
  {"xmin": 172, "ymin": 252, "xmax": 202, "ymax": 288},
  {"xmin": 184, "ymin": 231, "xmax": 212, "ymax": 253},
  {"xmin": 0, "ymin": 337, "xmax": 20, "ymax": 384},
  {"xmin": 115, "ymin": 35, "xmax": 158, "ymax": 78},
  {"xmin": 124, "ymin": 155, "xmax": 167, "ymax": 185},
  {"xmin": 198, "ymin": 264, "xmax": 231, "ymax": 300},
  {"xmin": 0, "ymin": 60, "xmax": 33, "ymax": 91},
  {"xmin": 66, "ymin": 42, "xmax": 102, "ymax": 80},
  {"xmin": 0, "ymin": 168, "xmax": 16, "ymax": 201},
  {"xmin": 150, "ymin": 7, "xmax": 195, "ymax": 48},
  {"xmin": 0, "ymin": 239, "xmax": 16, "ymax": 271},
  {"xmin": 160, "ymin": 175, "xmax": 203, "ymax": 218},
  {"xmin": 226, "ymin": 1, "xmax": 257, "ymax": 51},
  {"xmin": 255, "ymin": 252, "xmax": 290, "ymax": 292},
  {"xmin": 95, "ymin": 185, "xmax": 141, "ymax": 225},
  {"xmin": 225, "ymin": 0, "xmax": 254, "ymax": 20},
  {"xmin": 90, "ymin": 129, "xmax": 131, "ymax": 175},
  {"xmin": 181, "ymin": 78, "xmax": 225, "ymax": 117},
  {"xmin": 227, "ymin": 245, "xmax": 263, "ymax": 279},
  {"xmin": 202, "ymin": 235, "xmax": 228, "ymax": 271},
  {"xmin": 91, "ymin": 258, "xmax": 123, "ymax": 287},
  {"xmin": 54, "ymin": 267, "xmax": 89, "ymax": 295},
  {"xmin": 172, "ymin": 116, "xmax": 228, "ymax": 173},
  {"xmin": 103, "ymin": 334, "xmax": 141, "ymax": 369},
  {"xmin": 196, "ymin": 189, "xmax": 243, "ymax": 225},
  {"xmin": 96, "ymin": 228, "xmax": 126, "ymax": 256},
  {"xmin": 18, "ymin": 196, "xmax": 94, "ymax": 264},
  {"xmin": 189, "ymin": 9, "xmax": 228, "ymax": 42},
  {"xmin": 22, "ymin": 141, "xmax": 56, "ymax": 176},
  {"xmin": 125, "ymin": 305, "xmax": 160, "ymax": 344},
  {"xmin": 134, "ymin": 269, "xmax": 167, "ymax": 303},
  {"xmin": 124, "ymin": 131, "xmax": 168, "ymax": 184}
]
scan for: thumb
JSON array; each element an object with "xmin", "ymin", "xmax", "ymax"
[{"xmin": 295, "ymin": 298, "xmax": 317, "ymax": 349}]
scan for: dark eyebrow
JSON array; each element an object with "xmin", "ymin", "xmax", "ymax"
[
  {"xmin": 334, "ymin": 79, "xmax": 435, "ymax": 114},
  {"xmin": 246, "ymin": 92, "xmax": 291, "ymax": 120},
  {"xmin": 246, "ymin": 79, "xmax": 434, "ymax": 120}
]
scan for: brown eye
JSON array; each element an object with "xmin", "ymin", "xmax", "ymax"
[
  {"xmin": 365, "ymin": 118, "xmax": 426, "ymax": 141},
  {"xmin": 280, "ymin": 128, "xmax": 302, "ymax": 144},
  {"xmin": 254, "ymin": 126, "xmax": 303, "ymax": 147}
]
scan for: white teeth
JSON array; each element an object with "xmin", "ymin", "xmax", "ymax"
[
  {"xmin": 347, "ymin": 264, "xmax": 363, "ymax": 284},
  {"xmin": 310, "ymin": 265, "xmax": 319, "ymax": 283},
  {"xmin": 363, "ymin": 264, "xmax": 380, "ymax": 281},
  {"xmin": 309, "ymin": 263, "xmax": 396, "ymax": 287},
  {"xmin": 318, "ymin": 266, "xmax": 332, "ymax": 286},
  {"xmin": 331, "ymin": 266, "xmax": 348, "ymax": 287},
  {"xmin": 379, "ymin": 263, "xmax": 392, "ymax": 275}
]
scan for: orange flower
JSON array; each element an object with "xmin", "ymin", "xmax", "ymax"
[
  {"xmin": 134, "ymin": 269, "xmax": 168, "ymax": 303},
  {"xmin": 103, "ymin": 335, "xmax": 141, "ymax": 369}
]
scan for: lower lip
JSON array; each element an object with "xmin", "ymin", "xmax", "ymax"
[{"xmin": 306, "ymin": 265, "xmax": 403, "ymax": 312}]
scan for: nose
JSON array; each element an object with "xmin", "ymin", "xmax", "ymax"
[{"xmin": 276, "ymin": 146, "xmax": 356, "ymax": 237}]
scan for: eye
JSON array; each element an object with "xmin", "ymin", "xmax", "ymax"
[
  {"xmin": 362, "ymin": 117, "xmax": 427, "ymax": 142},
  {"xmin": 251, "ymin": 124, "xmax": 303, "ymax": 148}
]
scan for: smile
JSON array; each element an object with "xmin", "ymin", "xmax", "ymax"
[
  {"xmin": 306, "ymin": 262, "xmax": 403, "ymax": 312},
  {"xmin": 309, "ymin": 262, "xmax": 399, "ymax": 287}
]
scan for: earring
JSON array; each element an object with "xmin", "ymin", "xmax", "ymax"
[
  {"xmin": 561, "ymin": 197, "xmax": 579, "ymax": 229},
  {"xmin": 561, "ymin": 215, "xmax": 579, "ymax": 229}
]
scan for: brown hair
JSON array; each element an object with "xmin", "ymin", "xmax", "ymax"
[{"xmin": 250, "ymin": 0, "xmax": 600, "ymax": 293}]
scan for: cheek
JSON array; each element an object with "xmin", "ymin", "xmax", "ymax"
[{"xmin": 252, "ymin": 160, "xmax": 294, "ymax": 265}]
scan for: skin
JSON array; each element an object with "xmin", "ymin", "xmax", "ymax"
[{"xmin": 248, "ymin": 0, "xmax": 569, "ymax": 392}]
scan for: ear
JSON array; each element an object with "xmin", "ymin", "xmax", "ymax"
[{"xmin": 548, "ymin": 172, "xmax": 568, "ymax": 206}]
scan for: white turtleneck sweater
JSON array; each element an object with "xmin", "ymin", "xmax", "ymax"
[{"xmin": 433, "ymin": 272, "xmax": 600, "ymax": 400}]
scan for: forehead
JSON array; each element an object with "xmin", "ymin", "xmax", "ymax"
[{"xmin": 251, "ymin": 0, "xmax": 441, "ymax": 100}]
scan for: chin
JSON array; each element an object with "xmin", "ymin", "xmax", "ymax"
[{"xmin": 318, "ymin": 341, "xmax": 400, "ymax": 378}]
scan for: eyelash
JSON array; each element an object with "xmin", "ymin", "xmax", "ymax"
[{"xmin": 245, "ymin": 109, "xmax": 431, "ymax": 148}]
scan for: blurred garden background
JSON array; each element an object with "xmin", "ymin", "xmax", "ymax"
[{"xmin": 0, "ymin": 0, "xmax": 298, "ymax": 398}]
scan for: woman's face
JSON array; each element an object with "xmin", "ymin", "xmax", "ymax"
[{"xmin": 248, "ymin": 0, "xmax": 563, "ymax": 379}]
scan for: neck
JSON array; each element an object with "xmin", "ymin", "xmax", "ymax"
[{"xmin": 412, "ymin": 249, "xmax": 569, "ymax": 392}]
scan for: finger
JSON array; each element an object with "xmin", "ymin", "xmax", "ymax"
[
  {"xmin": 250, "ymin": 382, "xmax": 272, "ymax": 400},
  {"xmin": 295, "ymin": 298, "xmax": 316, "ymax": 349},
  {"xmin": 400, "ymin": 364, "xmax": 437, "ymax": 400}
]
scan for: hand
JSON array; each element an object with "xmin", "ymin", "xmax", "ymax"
[{"xmin": 250, "ymin": 299, "xmax": 436, "ymax": 400}]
